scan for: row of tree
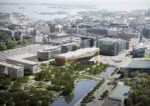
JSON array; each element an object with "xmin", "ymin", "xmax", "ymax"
[{"xmin": 81, "ymin": 79, "xmax": 105, "ymax": 103}]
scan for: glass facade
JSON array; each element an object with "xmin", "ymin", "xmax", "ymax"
[{"xmin": 97, "ymin": 38, "xmax": 126, "ymax": 56}]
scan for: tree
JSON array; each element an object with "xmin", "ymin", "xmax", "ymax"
[
  {"xmin": 6, "ymin": 40, "xmax": 16, "ymax": 49},
  {"xmin": 126, "ymin": 97, "xmax": 133, "ymax": 106},
  {"xmin": 16, "ymin": 76, "xmax": 29, "ymax": 83},
  {"xmin": 131, "ymin": 71, "xmax": 140, "ymax": 77},
  {"xmin": 35, "ymin": 69, "xmax": 51, "ymax": 82},
  {"xmin": 24, "ymin": 69, "xmax": 32, "ymax": 76},
  {"xmin": 10, "ymin": 81, "xmax": 22, "ymax": 91},
  {"xmin": 0, "ymin": 91, "xmax": 12, "ymax": 105},
  {"xmin": 0, "ymin": 32, "xmax": 15, "ymax": 50},
  {"xmin": 0, "ymin": 42, "xmax": 7, "ymax": 50},
  {"xmin": 0, "ymin": 32, "xmax": 11, "ymax": 42},
  {"xmin": 23, "ymin": 39, "xmax": 28, "ymax": 45},
  {"xmin": 18, "ymin": 39, "xmax": 24, "ymax": 45},
  {"xmin": 31, "ymin": 89, "xmax": 52, "ymax": 106},
  {"xmin": 13, "ymin": 91, "xmax": 29, "ymax": 106},
  {"xmin": 64, "ymin": 94, "xmax": 74, "ymax": 104},
  {"xmin": 1, "ymin": 78, "xmax": 11, "ymax": 90}
]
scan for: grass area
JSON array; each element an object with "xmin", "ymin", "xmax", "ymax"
[
  {"xmin": 78, "ymin": 75, "xmax": 93, "ymax": 80},
  {"xmin": 126, "ymin": 53, "xmax": 130, "ymax": 57},
  {"xmin": 85, "ymin": 63, "xmax": 109, "ymax": 75},
  {"xmin": 143, "ymin": 59, "xmax": 150, "ymax": 61},
  {"xmin": 145, "ymin": 53, "xmax": 150, "ymax": 58}
]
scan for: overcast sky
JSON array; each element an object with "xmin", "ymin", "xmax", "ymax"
[
  {"xmin": 0, "ymin": 0, "xmax": 150, "ymax": 10},
  {"xmin": 0, "ymin": 0, "xmax": 149, "ymax": 4}
]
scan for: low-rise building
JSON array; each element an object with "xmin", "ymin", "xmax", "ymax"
[
  {"xmin": 37, "ymin": 46, "xmax": 61, "ymax": 61},
  {"xmin": 120, "ymin": 60, "xmax": 150, "ymax": 75},
  {"xmin": 132, "ymin": 44, "xmax": 148, "ymax": 57},
  {"xmin": 0, "ymin": 62, "xmax": 24, "ymax": 78},
  {"xmin": 6, "ymin": 54, "xmax": 40, "ymax": 74},
  {"xmin": 88, "ymin": 27, "xmax": 108, "ymax": 35},
  {"xmin": 115, "ymin": 32, "xmax": 140, "ymax": 50},
  {"xmin": 76, "ymin": 35, "xmax": 98, "ymax": 48},
  {"xmin": 61, "ymin": 43, "xmax": 80, "ymax": 53},
  {"xmin": 102, "ymin": 84, "xmax": 131, "ymax": 106}
]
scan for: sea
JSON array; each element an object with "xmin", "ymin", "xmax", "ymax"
[
  {"xmin": 0, "ymin": 4, "xmax": 96, "ymax": 21},
  {"xmin": 0, "ymin": 3, "xmax": 149, "ymax": 21}
]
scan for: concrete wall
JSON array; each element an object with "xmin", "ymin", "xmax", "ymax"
[
  {"xmin": 0, "ymin": 63, "xmax": 24, "ymax": 78},
  {"xmin": 37, "ymin": 48, "xmax": 61, "ymax": 61},
  {"xmin": 0, "ymin": 64, "xmax": 8, "ymax": 74},
  {"xmin": 8, "ymin": 67, "xmax": 24, "ymax": 78},
  {"xmin": 6, "ymin": 59, "xmax": 40, "ymax": 74}
]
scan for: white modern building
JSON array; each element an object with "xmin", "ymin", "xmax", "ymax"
[
  {"xmin": 6, "ymin": 54, "xmax": 40, "ymax": 74},
  {"xmin": 37, "ymin": 46, "xmax": 61, "ymax": 61},
  {"xmin": 0, "ymin": 62, "xmax": 24, "ymax": 78}
]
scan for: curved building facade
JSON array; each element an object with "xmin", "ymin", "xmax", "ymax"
[{"xmin": 55, "ymin": 48, "xmax": 100, "ymax": 65}]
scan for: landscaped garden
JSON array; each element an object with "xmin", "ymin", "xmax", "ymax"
[
  {"xmin": 0, "ymin": 62, "xmax": 109, "ymax": 106},
  {"xmin": 145, "ymin": 53, "xmax": 150, "ymax": 58}
]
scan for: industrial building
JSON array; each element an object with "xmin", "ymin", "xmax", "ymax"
[
  {"xmin": 37, "ymin": 46, "xmax": 61, "ymax": 61},
  {"xmin": 97, "ymin": 38, "xmax": 126, "ymax": 56},
  {"xmin": 55, "ymin": 48, "xmax": 100, "ymax": 65},
  {"xmin": 0, "ymin": 62, "xmax": 24, "ymax": 78},
  {"xmin": 120, "ymin": 60, "xmax": 150, "ymax": 75}
]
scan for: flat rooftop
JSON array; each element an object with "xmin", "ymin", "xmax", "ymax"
[
  {"xmin": 98, "ymin": 38, "xmax": 125, "ymax": 42},
  {"xmin": 7, "ymin": 53, "xmax": 38, "ymax": 65},
  {"xmin": 61, "ymin": 42, "xmax": 79, "ymax": 46},
  {"xmin": 108, "ymin": 84, "xmax": 131, "ymax": 101},
  {"xmin": 0, "ymin": 62, "xmax": 22, "ymax": 69},
  {"xmin": 133, "ymin": 43, "xmax": 147, "ymax": 50},
  {"xmin": 40, "ymin": 45, "xmax": 60, "ymax": 51},
  {"xmin": 123, "ymin": 60, "xmax": 150, "ymax": 69}
]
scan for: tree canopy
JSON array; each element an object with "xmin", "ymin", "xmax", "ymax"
[{"xmin": 0, "ymin": 32, "xmax": 16, "ymax": 50}]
